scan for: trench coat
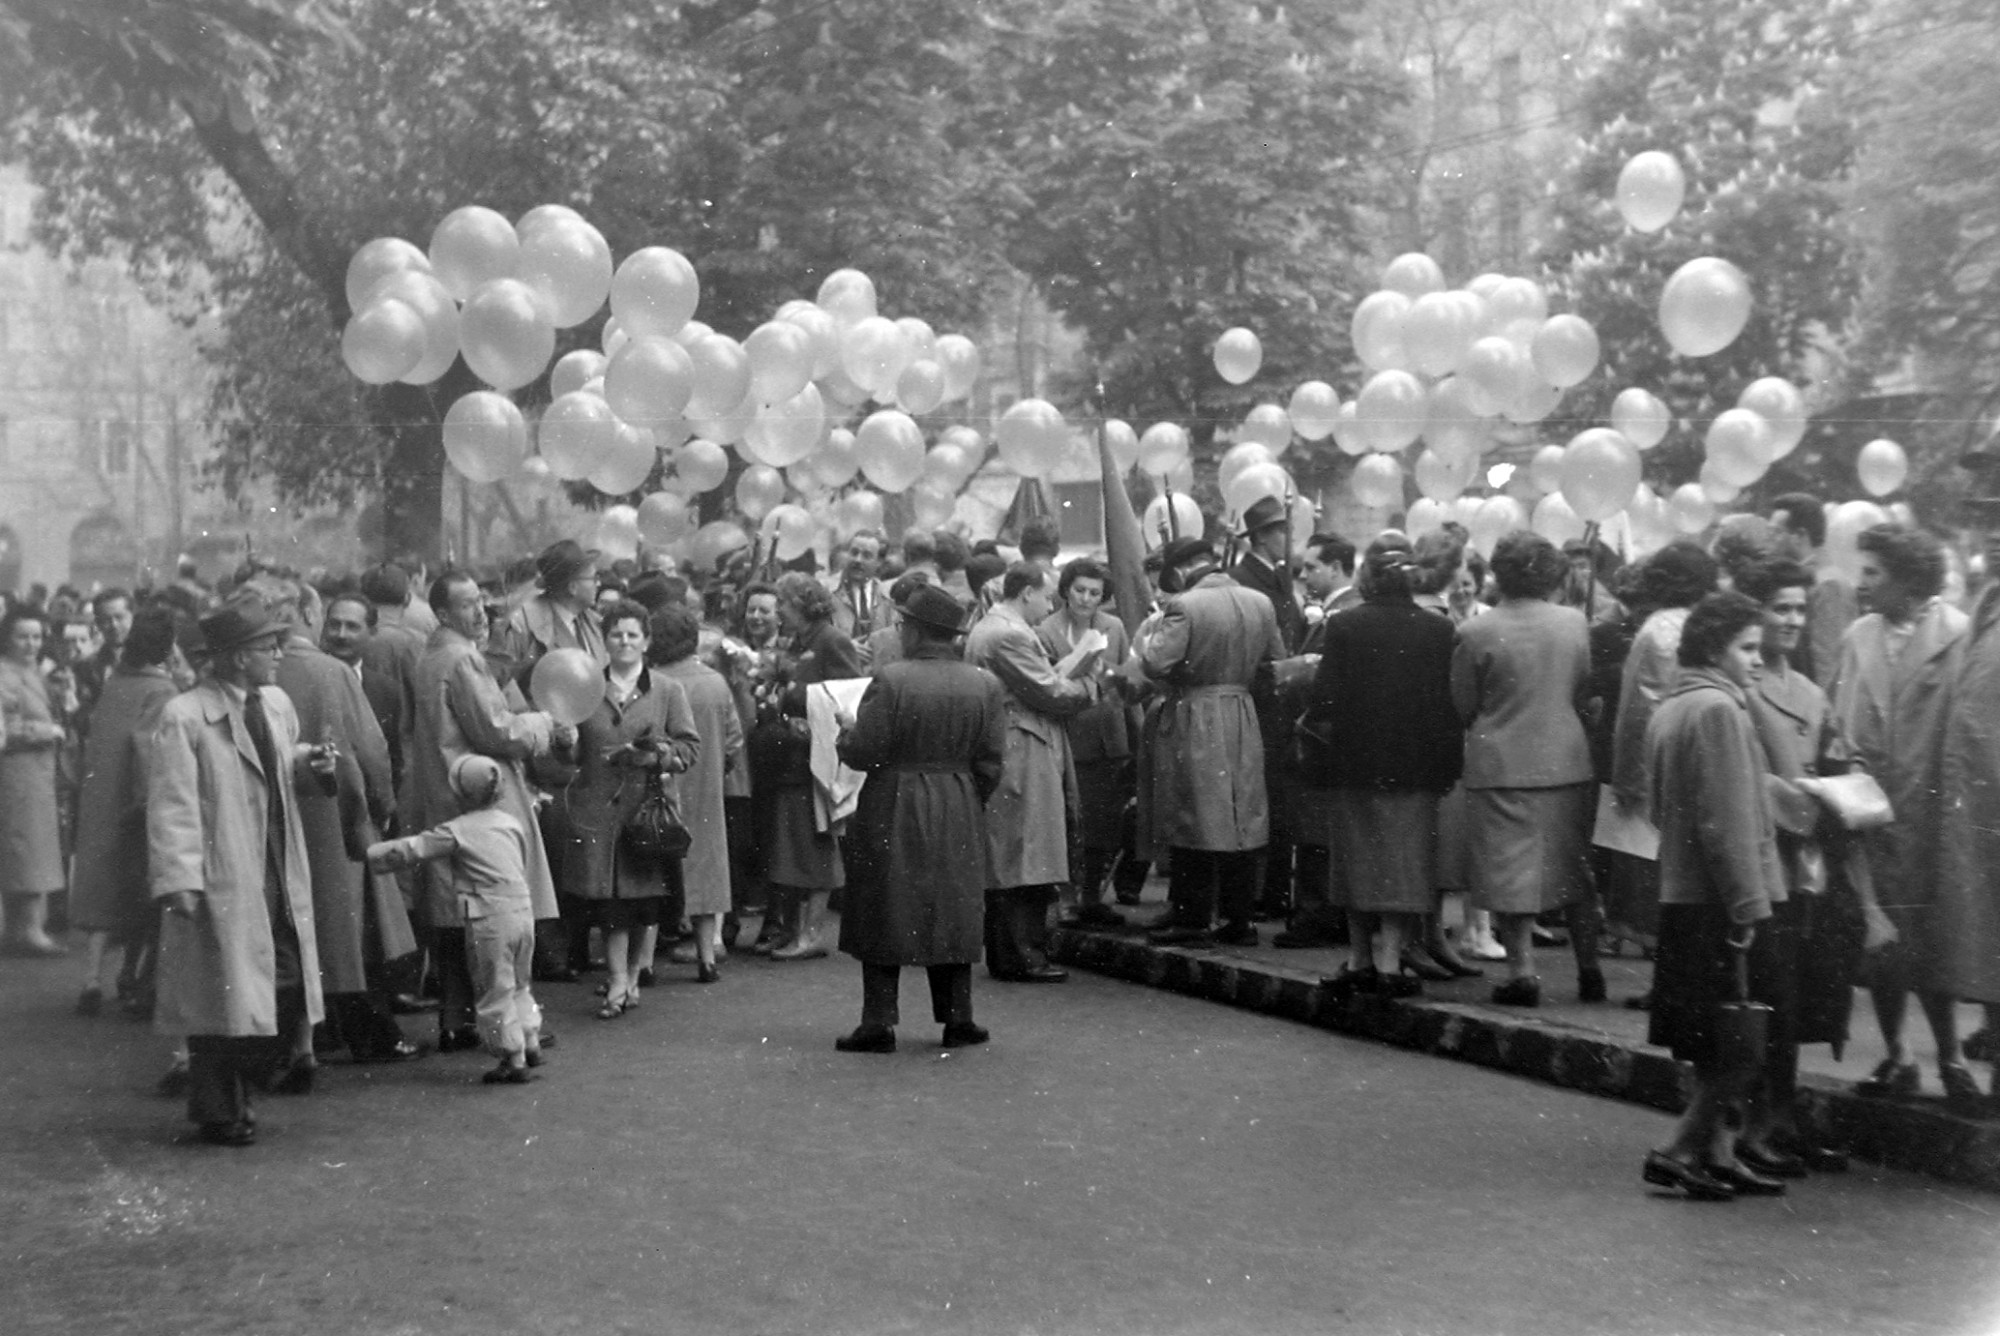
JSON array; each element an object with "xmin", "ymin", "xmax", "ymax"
[
  {"xmin": 1937, "ymin": 585, "xmax": 2000, "ymax": 1003},
  {"xmin": 148, "ymin": 681, "xmax": 325, "ymax": 1036},
  {"xmin": 278, "ymin": 636, "xmax": 413, "ymax": 993},
  {"xmin": 653, "ymin": 657, "xmax": 742, "ymax": 916},
  {"xmin": 1138, "ymin": 572, "xmax": 1283, "ymax": 853},
  {"xmin": 545, "ymin": 669, "xmax": 700, "ymax": 904},
  {"xmin": 835, "ymin": 643, "xmax": 1007, "ymax": 966},
  {"xmin": 966, "ymin": 602, "xmax": 1094, "ymax": 888},
  {"xmin": 1829, "ymin": 599, "xmax": 1967, "ymax": 977},
  {"xmin": 69, "ymin": 665, "xmax": 178, "ymax": 935},
  {"xmin": 0, "ymin": 657, "xmax": 65, "ymax": 895},
  {"xmin": 406, "ymin": 626, "xmax": 558, "ymax": 926}
]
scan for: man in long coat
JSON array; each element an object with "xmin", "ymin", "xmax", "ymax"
[
  {"xmin": 834, "ymin": 584, "xmax": 1007, "ymax": 1051},
  {"xmin": 408, "ymin": 573, "xmax": 569, "ymax": 1050},
  {"xmin": 1830, "ymin": 524, "xmax": 1975, "ymax": 1106},
  {"xmin": 966, "ymin": 561, "xmax": 1096, "ymax": 982},
  {"xmin": 149, "ymin": 604, "xmax": 335, "ymax": 1146},
  {"xmin": 253, "ymin": 578, "xmax": 419, "ymax": 1066},
  {"xmin": 1140, "ymin": 538, "xmax": 1284, "ymax": 947},
  {"xmin": 1938, "ymin": 501, "xmax": 2000, "ymax": 1091}
]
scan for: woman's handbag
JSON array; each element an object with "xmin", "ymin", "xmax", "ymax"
[
  {"xmin": 1713, "ymin": 932, "xmax": 1772, "ymax": 1077},
  {"xmin": 1802, "ymin": 772, "xmax": 1894, "ymax": 832},
  {"xmin": 621, "ymin": 768, "xmax": 692, "ymax": 861}
]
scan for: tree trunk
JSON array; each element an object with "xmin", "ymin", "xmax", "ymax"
[{"xmin": 179, "ymin": 96, "xmax": 447, "ymax": 562}]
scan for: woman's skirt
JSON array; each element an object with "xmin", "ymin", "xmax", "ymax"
[
  {"xmin": 1467, "ymin": 783, "xmax": 1592, "ymax": 915},
  {"xmin": 1649, "ymin": 901, "xmax": 1790, "ymax": 1068},
  {"xmin": 1433, "ymin": 783, "xmax": 1470, "ymax": 894},
  {"xmin": 763, "ymin": 785, "xmax": 845, "ymax": 890},
  {"xmin": 583, "ymin": 895, "xmax": 666, "ymax": 931},
  {"xmin": 1328, "ymin": 788, "xmax": 1438, "ymax": 914}
]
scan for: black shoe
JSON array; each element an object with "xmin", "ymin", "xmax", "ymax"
[
  {"xmin": 1397, "ymin": 947, "xmax": 1453, "ymax": 982},
  {"xmin": 1321, "ymin": 965, "xmax": 1381, "ymax": 1002},
  {"xmin": 1703, "ymin": 1160, "xmax": 1786, "ymax": 1196},
  {"xmin": 270, "ymin": 1059, "xmax": 316, "ymax": 1096},
  {"xmin": 1578, "ymin": 967, "xmax": 1607, "ymax": 1003},
  {"xmin": 941, "ymin": 1022, "xmax": 990, "ymax": 1047},
  {"xmin": 1061, "ymin": 904, "xmax": 1127, "ymax": 930},
  {"xmin": 1211, "ymin": 922, "xmax": 1259, "ymax": 948},
  {"xmin": 1113, "ymin": 889, "xmax": 1145, "ymax": 907},
  {"xmin": 197, "ymin": 1120, "xmax": 257, "ymax": 1147},
  {"xmin": 636, "ymin": 967, "xmax": 656, "ymax": 989},
  {"xmin": 437, "ymin": 1027, "xmax": 483, "ymax": 1053},
  {"xmin": 1964, "ymin": 1026, "xmax": 1998, "ymax": 1064},
  {"xmin": 523, "ymin": 1047, "xmax": 545, "ymax": 1067},
  {"xmin": 835, "ymin": 1025, "xmax": 896, "ymax": 1053},
  {"xmin": 697, "ymin": 962, "xmax": 720, "ymax": 984},
  {"xmin": 1736, "ymin": 1143, "xmax": 1809, "ymax": 1179},
  {"xmin": 352, "ymin": 1039, "xmax": 427, "ymax": 1064},
  {"xmin": 1490, "ymin": 977, "xmax": 1541, "ymax": 1007},
  {"xmin": 481, "ymin": 1062, "xmax": 535, "ymax": 1085},
  {"xmin": 1941, "ymin": 1063, "xmax": 1989, "ymax": 1116},
  {"xmin": 157, "ymin": 1063, "xmax": 191, "ymax": 1099},
  {"xmin": 1624, "ymin": 992, "xmax": 1653, "ymax": 1011},
  {"xmin": 1642, "ymin": 1151, "xmax": 1734, "ymax": 1201},
  {"xmin": 1855, "ymin": 1058, "xmax": 1919, "ymax": 1099}
]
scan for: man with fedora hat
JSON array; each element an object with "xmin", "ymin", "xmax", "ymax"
[
  {"xmin": 498, "ymin": 539, "xmax": 607, "ymax": 671},
  {"xmin": 148, "ymin": 602, "xmax": 339, "ymax": 1146},
  {"xmin": 1230, "ymin": 494, "xmax": 1310, "ymax": 924},
  {"xmin": 1140, "ymin": 537, "xmax": 1284, "ymax": 947},
  {"xmin": 1230, "ymin": 494, "xmax": 1305, "ymax": 654},
  {"xmin": 831, "ymin": 582, "xmax": 1007, "ymax": 1051},
  {"xmin": 966, "ymin": 562, "xmax": 1098, "ymax": 982}
]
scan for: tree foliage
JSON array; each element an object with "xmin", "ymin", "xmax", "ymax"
[{"xmin": 1537, "ymin": 0, "xmax": 1862, "ymax": 493}]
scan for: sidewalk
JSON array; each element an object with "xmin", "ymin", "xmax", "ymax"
[{"xmin": 1049, "ymin": 896, "xmax": 2000, "ymax": 1193}]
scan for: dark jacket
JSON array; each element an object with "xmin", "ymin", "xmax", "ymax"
[
  {"xmin": 1301, "ymin": 594, "xmax": 1463, "ymax": 793},
  {"xmin": 836, "ymin": 645, "xmax": 1007, "ymax": 966},
  {"xmin": 1229, "ymin": 552, "xmax": 1305, "ymax": 655},
  {"xmin": 757, "ymin": 619, "xmax": 864, "ymax": 789}
]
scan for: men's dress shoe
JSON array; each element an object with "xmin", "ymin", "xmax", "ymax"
[
  {"xmin": 941, "ymin": 1022, "xmax": 990, "ymax": 1048},
  {"xmin": 1735, "ymin": 1144, "xmax": 1809, "ymax": 1179},
  {"xmin": 353, "ymin": 1039, "xmax": 427, "ymax": 1064},
  {"xmin": 1703, "ymin": 1160, "xmax": 1786, "ymax": 1196},
  {"xmin": 636, "ymin": 967, "xmax": 657, "ymax": 988},
  {"xmin": 1490, "ymin": 977, "xmax": 1542, "ymax": 1007},
  {"xmin": 1211, "ymin": 922, "xmax": 1260, "ymax": 948},
  {"xmin": 198, "ymin": 1121, "xmax": 257, "ymax": 1148},
  {"xmin": 835, "ymin": 1026, "xmax": 896, "ymax": 1053},
  {"xmin": 481, "ymin": 1062, "xmax": 535, "ymax": 1085},
  {"xmin": 1147, "ymin": 925, "xmax": 1214, "ymax": 946},
  {"xmin": 1642, "ymin": 1151, "xmax": 1734, "ymax": 1201},
  {"xmin": 437, "ymin": 1028, "xmax": 483, "ymax": 1053},
  {"xmin": 1272, "ymin": 929, "xmax": 1339, "ymax": 950},
  {"xmin": 1321, "ymin": 966, "xmax": 1380, "ymax": 1002},
  {"xmin": 271, "ymin": 1060, "xmax": 316, "ymax": 1096},
  {"xmin": 1577, "ymin": 967, "xmax": 1607, "ymax": 1003},
  {"xmin": 1855, "ymin": 1058, "xmax": 1919, "ymax": 1099},
  {"xmin": 1013, "ymin": 965, "xmax": 1068, "ymax": 983}
]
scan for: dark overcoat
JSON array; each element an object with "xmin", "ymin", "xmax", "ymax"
[
  {"xmin": 1302, "ymin": 594, "xmax": 1463, "ymax": 793},
  {"xmin": 545, "ymin": 669, "xmax": 700, "ymax": 903},
  {"xmin": 835, "ymin": 644, "xmax": 1006, "ymax": 966},
  {"xmin": 70, "ymin": 665, "xmax": 178, "ymax": 935},
  {"xmin": 1938, "ymin": 586, "xmax": 2000, "ymax": 1004}
]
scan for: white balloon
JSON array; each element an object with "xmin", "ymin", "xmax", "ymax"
[
  {"xmin": 1355, "ymin": 370, "xmax": 1427, "ymax": 452},
  {"xmin": 1530, "ymin": 315, "xmax": 1601, "ymax": 389},
  {"xmin": 1214, "ymin": 327, "xmax": 1263, "ymax": 385},
  {"xmin": 1103, "ymin": 419, "xmax": 1141, "ymax": 472},
  {"xmin": 1238, "ymin": 404, "xmax": 1292, "ymax": 454},
  {"xmin": 1616, "ymin": 151, "xmax": 1688, "ymax": 233},
  {"xmin": 1857, "ymin": 438, "xmax": 1909, "ymax": 497},
  {"xmin": 1287, "ymin": 382, "xmax": 1341, "ymax": 442},
  {"xmin": 1349, "ymin": 453, "xmax": 1404, "ymax": 509},
  {"xmin": 1352, "ymin": 290, "xmax": 1413, "ymax": 372},
  {"xmin": 855, "ymin": 409, "xmax": 927, "ymax": 493},
  {"xmin": 1670, "ymin": 482, "xmax": 1715, "ymax": 534},
  {"xmin": 1136, "ymin": 422, "xmax": 1191, "ymax": 476},
  {"xmin": 994, "ymin": 399, "xmax": 1069, "ymax": 479},
  {"xmin": 443, "ymin": 391, "xmax": 530, "ymax": 484},
  {"xmin": 1611, "ymin": 387, "xmax": 1673, "ymax": 450},
  {"xmin": 1737, "ymin": 378, "xmax": 1808, "ymax": 459},
  {"xmin": 1381, "ymin": 253, "xmax": 1446, "ymax": 298},
  {"xmin": 1142, "ymin": 493, "xmax": 1204, "ymax": 548}
]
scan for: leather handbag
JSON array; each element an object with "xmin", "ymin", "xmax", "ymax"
[
  {"xmin": 621, "ymin": 769, "xmax": 692, "ymax": 861},
  {"xmin": 1713, "ymin": 933, "xmax": 1772, "ymax": 1077}
]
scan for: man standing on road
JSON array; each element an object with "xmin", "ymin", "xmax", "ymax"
[
  {"xmin": 1141, "ymin": 538, "xmax": 1284, "ymax": 947},
  {"xmin": 149, "ymin": 604, "xmax": 337, "ymax": 1146},
  {"xmin": 966, "ymin": 562, "xmax": 1097, "ymax": 982},
  {"xmin": 408, "ymin": 572, "xmax": 572, "ymax": 1052}
]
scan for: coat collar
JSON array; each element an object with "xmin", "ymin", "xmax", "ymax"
[
  {"xmin": 1668, "ymin": 664, "xmax": 1747, "ymax": 706},
  {"xmin": 196, "ymin": 679, "xmax": 266, "ymax": 777}
]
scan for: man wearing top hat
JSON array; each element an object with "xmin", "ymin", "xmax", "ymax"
[
  {"xmin": 831, "ymin": 584, "xmax": 1008, "ymax": 1051},
  {"xmin": 148, "ymin": 603, "xmax": 339, "ymax": 1146},
  {"xmin": 1141, "ymin": 537, "xmax": 1285, "ymax": 947}
]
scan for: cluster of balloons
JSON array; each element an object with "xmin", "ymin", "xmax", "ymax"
[{"xmin": 342, "ymin": 207, "xmax": 997, "ymax": 566}]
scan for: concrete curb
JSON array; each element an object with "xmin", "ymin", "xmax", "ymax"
[{"xmin": 1049, "ymin": 927, "xmax": 2000, "ymax": 1193}]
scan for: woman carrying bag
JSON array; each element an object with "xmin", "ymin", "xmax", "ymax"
[{"xmin": 1641, "ymin": 592, "xmax": 1789, "ymax": 1201}]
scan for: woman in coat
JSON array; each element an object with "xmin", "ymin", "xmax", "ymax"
[
  {"xmin": 70, "ymin": 606, "xmax": 185, "ymax": 1014},
  {"xmin": 0, "ymin": 605, "xmax": 68, "ymax": 956},
  {"xmin": 550, "ymin": 600, "xmax": 698, "ymax": 1017},
  {"xmin": 649, "ymin": 603, "xmax": 743, "ymax": 983},
  {"xmin": 760, "ymin": 572, "xmax": 864, "ymax": 960},
  {"xmin": 1641, "ymin": 592, "xmax": 1786, "ymax": 1201},
  {"xmin": 833, "ymin": 585, "xmax": 1006, "ymax": 1052},
  {"xmin": 1451, "ymin": 531, "xmax": 1599, "ymax": 1007},
  {"xmin": 1306, "ymin": 535, "xmax": 1464, "ymax": 999},
  {"xmin": 1829, "ymin": 524, "xmax": 1976, "ymax": 1106}
]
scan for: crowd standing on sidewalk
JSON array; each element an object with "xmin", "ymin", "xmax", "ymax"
[{"xmin": 5, "ymin": 492, "xmax": 2000, "ymax": 1202}]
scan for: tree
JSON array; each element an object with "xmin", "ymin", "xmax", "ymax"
[
  {"xmin": 974, "ymin": 0, "xmax": 1404, "ymax": 500},
  {"xmin": 1536, "ymin": 0, "xmax": 1862, "ymax": 496}
]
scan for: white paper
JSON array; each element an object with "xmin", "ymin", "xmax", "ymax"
[
  {"xmin": 1054, "ymin": 627, "xmax": 1109, "ymax": 680},
  {"xmin": 1591, "ymin": 784, "xmax": 1659, "ymax": 861}
]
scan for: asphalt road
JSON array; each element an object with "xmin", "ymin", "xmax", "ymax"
[{"xmin": 4, "ymin": 944, "xmax": 1998, "ymax": 1336}]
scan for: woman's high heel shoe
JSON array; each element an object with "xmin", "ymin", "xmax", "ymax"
[{"xmin": 1397, "ymin": 946, "xmax": 1454, "ymax": 982}]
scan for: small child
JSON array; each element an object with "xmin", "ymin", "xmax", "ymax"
[{"xmin": 369, "ymin": 755, "xmax": 543, "ymax": 1085}]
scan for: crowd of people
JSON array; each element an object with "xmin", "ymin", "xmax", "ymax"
[{"xmin": 3, "ymin": 487, "xmax": 1999, "ymax": 1203}]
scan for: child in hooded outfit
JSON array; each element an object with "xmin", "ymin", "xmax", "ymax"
[{"xmin": 368, "ymin": 755, "xmax": 543, "ymax": 1085}]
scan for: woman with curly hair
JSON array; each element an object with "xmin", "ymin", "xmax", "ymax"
[
  {"xmin": 1451, "ymin": 531, "xmax": 1600, "ymax": 1006},
  {"xmin": 758, "ymin": 572, "xmax": 864, "ymax": 959}
]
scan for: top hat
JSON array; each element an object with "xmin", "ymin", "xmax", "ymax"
[
  {"xmin": 197, "ymin": 603, "xmax": 285, "ymax": 656},
  {"xmin": 899, "ymin": 583, "xmax": 970, "ymax": 636},
  {"xmin": 1235, "ymin": 494, "xmax": 1288, "ymax": 537}
]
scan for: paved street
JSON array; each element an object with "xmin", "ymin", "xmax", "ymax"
[{"xmin": 5, "ymin": 943, "xmax": 1999, "ymax": 1336}]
